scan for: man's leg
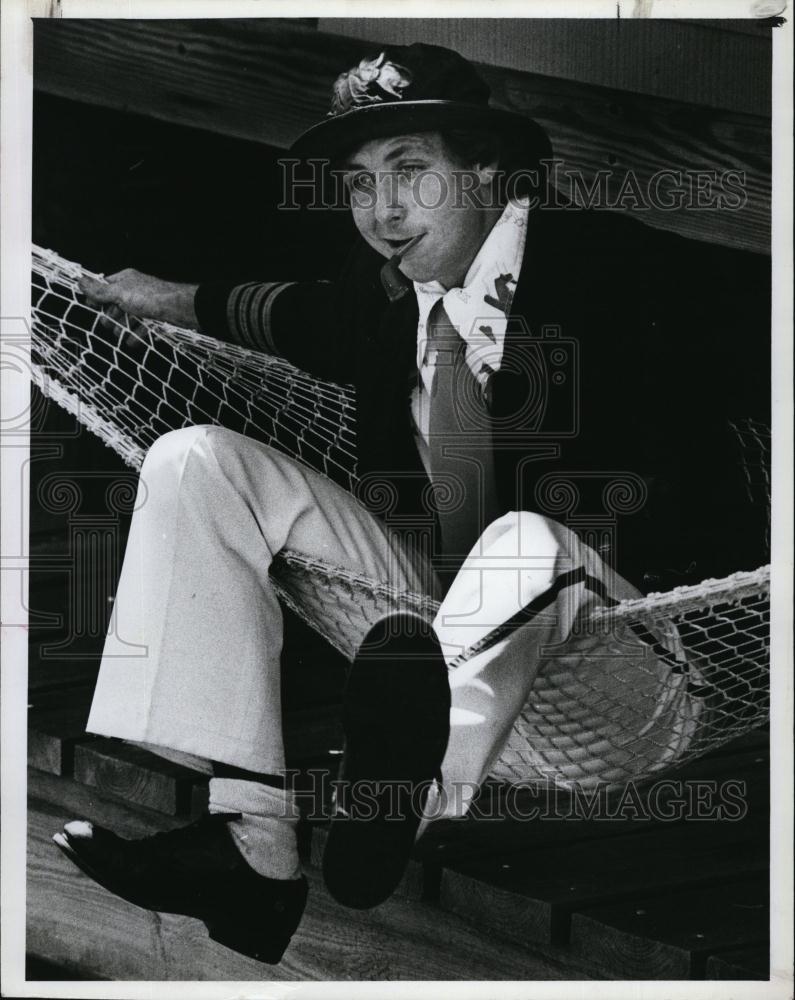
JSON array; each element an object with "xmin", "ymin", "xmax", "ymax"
[
  {"xmin": 56, "ymin": 425, "xmax": 440, "ymax": 957},
  {"xmin": 422, "ymin": 511, "xmax": 686, "ymax": 822},
  {"xmin": 88, "ymin": 424, "xmax": 434, "ymax": 773}
]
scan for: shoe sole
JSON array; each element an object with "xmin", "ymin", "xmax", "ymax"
[{"xmin": 322, "ymin": 615, "xmax": 450, "ymax": 909}]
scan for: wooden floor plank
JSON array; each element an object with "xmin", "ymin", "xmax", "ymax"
[
  {"xmin": 567, "ymin": 876, "xmax": 769, "ymax": 980},
  {"xmin": 27, "ymin": 755, "xmax": 769, "ymax": 983},
  {"xmin": 26, "ymin": 661, "xmax": 768, "ymax": 979},
  {"xmin": 27, "ymin": 796, "xmax": 587, "ymax": 982},
  {"xmin": 30, "ymin": 771, "xmax": 189, "ymax": 836},
  {"xmin": 25, "ymin": 954, "xmax": 108, "ymax": 981}
]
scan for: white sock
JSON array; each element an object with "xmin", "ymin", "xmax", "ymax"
[{"xmin": 208, "ymin": 777, "xmax": 302, "ymax": 881}]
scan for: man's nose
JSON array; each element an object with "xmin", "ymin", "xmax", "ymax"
[{"xmin": 373, "ymin": 173, "xmax": 406, "ymax": 227}]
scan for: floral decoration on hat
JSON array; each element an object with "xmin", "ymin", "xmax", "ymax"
[{"xmin": 330, "ymin": 52, "xmax": 413, "ymax": 116}]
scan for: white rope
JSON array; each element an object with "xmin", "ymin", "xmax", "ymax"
[
  {"xmin": 590, "ymin": 565, "xmax": 770, "ymax": 624},
  {"xmin": 30, "ymin": 243, "xmax": 771, "ymax": 788}
]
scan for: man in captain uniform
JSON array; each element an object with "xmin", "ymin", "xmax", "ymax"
[{"xmin": 53, "ymin": 43, "xmax": 768, "ymax": 963}]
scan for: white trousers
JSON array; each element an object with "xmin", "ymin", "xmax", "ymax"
[{"xmin": 88, "ymin": 426, "xmax": 686, "ymax": 816}]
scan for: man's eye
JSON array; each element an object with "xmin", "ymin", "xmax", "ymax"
[
  {"xmin": 397, "ymin": 164, "xmax": 424, "ymax": 180},
  {"xmin": 347, "ymin": 173, "xmax": 374, "ymax": 193}
]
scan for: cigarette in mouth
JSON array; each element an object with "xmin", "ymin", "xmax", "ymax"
[
  {"xmin": 392, "ymin": 233, "xmax": 424, "ymax": 260},
  {"xmin": 380, "ymin": 234, "xmax": 424, "ymax": 302}
]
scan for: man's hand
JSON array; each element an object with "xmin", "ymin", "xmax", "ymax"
[{"xmin": 79, "ymin": 269, "xmax": 200, "ymax": 330}]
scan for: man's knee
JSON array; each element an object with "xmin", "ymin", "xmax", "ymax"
[
  {"xmin": 142, "ymin": 425, "xmax": 270, "ymax": 481},
  {"xmin": 141, "ymin": 425, "xmax": 216, "ymax": 481},
  {"xmin": 140, "ymin": 427, "xmax": 299, "ymax": 515},
  {"xmin": 481, "ymin": 510, "xmax": 565, "ymax": 560}
]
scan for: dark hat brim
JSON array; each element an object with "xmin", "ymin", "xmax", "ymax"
[{"xmin": 289, "ymin": 100, "xmax": 551, "ymax": 164}]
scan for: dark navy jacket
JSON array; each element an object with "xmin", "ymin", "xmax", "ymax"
[{"xmin": 195, "ymin": 207, "xmax": 770, "ymax": 593}]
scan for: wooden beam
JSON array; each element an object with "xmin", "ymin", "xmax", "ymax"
[
  {"xmin": 33, "ymin": 20, "xmax": 362, "ymax": 152},
  {"xmin": 418, "ymin": 741, "xmax": 769, "ymax": 865},
  {"xmin": 439, "ymin": 816, "xmax": 768, "ymax": 948},
  {"xmin": 73, "ymin": 738, "xmax": 202, "ymax": 816},
  {"xmin": 318, "ymin": 18, "xmax": 772, "ymax": 116},
  {"xmin": 33, "ymin": 19, "xmax": 770, "ymax": 254},
  {"xmin": 27, "ymin": 684, "xmax": 94, "ymax": 775},
  {"xmin": 567, "ymin": 875, "xmax": 769, "ymax": 979},
  {"xmin": 483, "ymin": 62, "xmax": 770, "ymax": 254}
]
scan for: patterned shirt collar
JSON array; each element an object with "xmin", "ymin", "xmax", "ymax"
[{"xmin": 413, "ymin": 197, "xmax": 530, "ymax": 385}]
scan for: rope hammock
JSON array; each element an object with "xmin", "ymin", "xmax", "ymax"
[{"xmin": 30, "ymin": 244, "xmax": 770, "ymax": 790}]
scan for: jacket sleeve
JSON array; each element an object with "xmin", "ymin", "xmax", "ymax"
[
  {"xmin": 193, "ymin": 238, "xmax": 389, "ymax": 385},
  {"xmin": 193, "ymin": 277, "xmax": 354, "ymax": 386}
]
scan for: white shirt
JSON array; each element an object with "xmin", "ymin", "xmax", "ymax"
[{"xmin": 410, "ymin": 197, "xmax": 530, "ymax": 468}]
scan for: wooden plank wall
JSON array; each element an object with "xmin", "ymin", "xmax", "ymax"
[
  {"xmin": 33, "ymin": 18, "xmax": 771, "ymax": 254},
  {"xmin": 319, "ymin": 18, "xmax": 772, "ymax": 116}
]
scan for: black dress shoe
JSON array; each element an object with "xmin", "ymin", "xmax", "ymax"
[
  {"xmin": 322, "ymin": 612, "xmax": 450, "ymax": 909},
  {"xmin": 52, "ymin": 813, "xmax": 307, "ymax": 964}
]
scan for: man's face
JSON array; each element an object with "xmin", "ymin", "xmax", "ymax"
[{"xmin": 341, "ymin": 132, "xmax": 496, "ymax": 289}]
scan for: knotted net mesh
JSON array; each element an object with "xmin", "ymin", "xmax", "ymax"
[{"xmin": 30, "ymin": 245, "xmax": 770, "ymax": 788}]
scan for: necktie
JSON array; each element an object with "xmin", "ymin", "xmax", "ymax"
[{"xmin": 426, "ymin": 300, "xmax": 499, "ymax": 562}]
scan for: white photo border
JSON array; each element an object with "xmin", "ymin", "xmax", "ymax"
[{"xmin": 2, "ymin": 2, "xmax": 792, "ymax": 997}]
